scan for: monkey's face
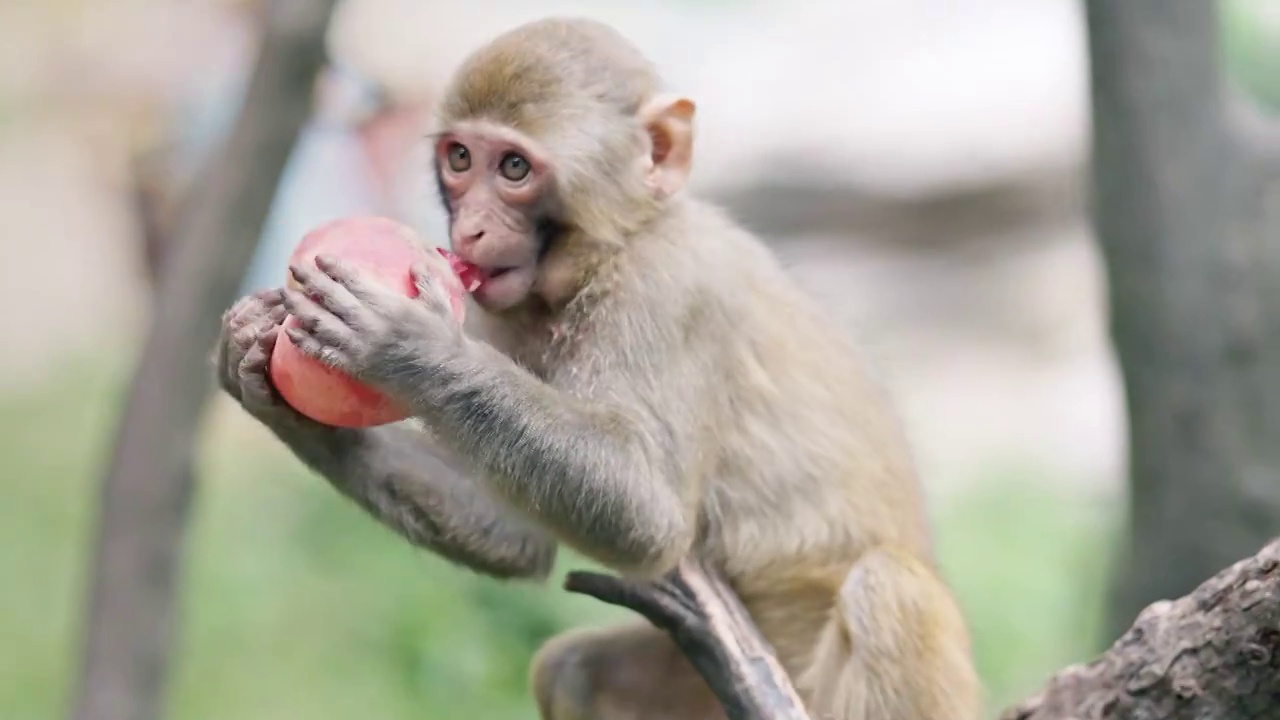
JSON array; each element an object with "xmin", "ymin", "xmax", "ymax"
[{"xmin": 434, "ymin": 122, "xmax": 556, "ymax": 312}]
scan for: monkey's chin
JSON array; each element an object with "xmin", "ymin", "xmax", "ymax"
[{"xmin": 472, "ymin": 265, "xmax": 537, "ymax": 312}]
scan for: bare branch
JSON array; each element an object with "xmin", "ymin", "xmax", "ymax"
[
  {"xmin": 125, "ymin": 145, "xmax": 180, "ymax": 289},
  {"xmin": 69, "ymin": 2, "xmax": 339, "ymax": 720},
  {"xmin": 566, "ymin": 560, "xmax": 812, "ymax": 720}
]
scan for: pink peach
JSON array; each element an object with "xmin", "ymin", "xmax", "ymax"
[{"xmin": 269, "ymin": 216, "xmax": 472, "ymax": 428}]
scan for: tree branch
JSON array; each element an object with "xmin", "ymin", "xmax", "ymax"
[
  {"xmin": 125, "ymin": 144, "xmax": 179, "ymax": 290},
  {"xmin": 69, "ymin": 2, "xmax": 339, "ymax": 720},
  {"xmin": 565, "ymin": 561, "xmax": 812, "ymax": 720},
  {"xmin": 1002, "ymin": 536, "xmax": 1280, "ymax": 720},
  {"xmin": 571, "ymin": 538, "xmax": 1280, "ymax": 720}
]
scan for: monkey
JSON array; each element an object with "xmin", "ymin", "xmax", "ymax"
[{"xmin": 214, "ymin": 16, "xmax": 980, "ymax": 720}]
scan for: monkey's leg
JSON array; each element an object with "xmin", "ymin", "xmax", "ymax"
[
  {"xmin": 796, "ymin": 547, "xmax": 981, "ymax": 720},
  {"xmin": 531, "ymin": 621, "xmax": 727, "ymax": 720}
]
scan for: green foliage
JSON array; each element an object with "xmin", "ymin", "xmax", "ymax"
[
  {"xmin": 1, "ymin": 361, "xmax": 1114, "ymax": 719},
  {"xmin": 1223, "ymin": 0, "xmax": 1280, "ymax": 113},
  {"xmin": 934, "ymin": 466, "xmax": 1117, "ymax": 713}
]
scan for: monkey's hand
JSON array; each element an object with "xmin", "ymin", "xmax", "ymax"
[
  {"xmin": 215, "ymin": 288, "xmax": 316, "ymax": 433},
  {"xmin": 282, "ymin": 254, "xmax": 463, "ymax": 391},
  {"xmin": 219, "ymin": 283, "xmax": 555, "ymax": 580}
]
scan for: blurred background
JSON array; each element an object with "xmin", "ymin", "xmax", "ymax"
[{"xmin": 3, "ymin": 1, "xmax": 1279, "ymax": 719}]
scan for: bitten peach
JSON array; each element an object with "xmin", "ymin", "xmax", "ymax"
[{"xmin": 269, "ymin": 216, "xmax": 473, "ymax": 428}]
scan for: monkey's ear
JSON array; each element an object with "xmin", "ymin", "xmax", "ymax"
[{"xmin": 640, "ymin": 94, "xmax": 696, "ymax": 198}]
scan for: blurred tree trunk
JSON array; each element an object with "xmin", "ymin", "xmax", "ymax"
[
  {"xmin": 1086, "ymin": 0, "xmax": 1280, "ymax": 637},
  {"xmin": 69, "ymin": 2, "xmax": 338, "ymax": 720}
]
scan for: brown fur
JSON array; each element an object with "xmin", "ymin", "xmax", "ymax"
[{"xmin": 214, "ymin": 15, "xmax": 981, "ymax": 720}]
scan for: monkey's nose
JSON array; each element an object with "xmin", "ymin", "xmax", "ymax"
[{"xmin": 455, "ymin": 229, "xmax": 485, "ymax": 251}]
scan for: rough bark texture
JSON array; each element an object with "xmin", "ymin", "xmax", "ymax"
[
  {"xmin": 69, "ymin": 3, "xmax": 338, "ymax": 720},
  {"xmin": 1087, "ymin": 0, "xmax": 1280, "ymax": 638},
  {"xmin": 576, "ymin": 539, "xmax": 1280, "ymax": 720},
  {"xmin": 1003, "ymin": 537, "xmax": 1280, "ymax": 720}
]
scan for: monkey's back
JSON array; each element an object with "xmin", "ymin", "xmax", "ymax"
[{"xmin": 655, "ymin": 200, "xmax": 936, "ymax": 666}]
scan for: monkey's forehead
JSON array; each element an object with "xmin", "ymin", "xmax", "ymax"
[{"xmin": 438, "ymin": 19, "xmax": 660, "ymax": 135}]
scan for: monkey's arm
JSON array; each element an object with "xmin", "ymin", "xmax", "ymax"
[
  {"xmin": 387, "ymin": 337, "xmax": 698, "ymax": 578},
  {"xmin": 280, "ymin": 256, "xmax": 700, "ymax": 577},
  {"xmin": 271, "ymin": 421, "xmax": 559, "ymax": 580}
]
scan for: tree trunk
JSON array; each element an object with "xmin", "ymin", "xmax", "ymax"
[
  {"xmin": 1087, "ymin": 0, "xmax": 1280, "ymax": 636},
  {"xmin": 69, "ymin": 3, "xmax": 338, "ymax": 719}
]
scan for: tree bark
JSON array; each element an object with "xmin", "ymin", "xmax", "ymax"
[
  {"xmin": 1001, "ymin": 536, "xmax": 1280, "ymax": 720},
  {"xmin": 69, "ymin": 3, "xmax": 338, "ymax": 720},
  {"xmin": 1086, "ymin": 0, "xmax": 1280, "ymax": 637},
  {"xmin": 572, "ymin": 538, "xmax": 1280, "ymax": 720}
]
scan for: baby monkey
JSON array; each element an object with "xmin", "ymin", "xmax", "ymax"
[{"xmin": 215, "ymin": 17, "xmax": 980, "ymax": 720}]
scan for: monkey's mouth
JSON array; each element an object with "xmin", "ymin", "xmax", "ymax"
[
  {"xmin": 483, "ymin": 267, "xmax": 516, "ymax": 280},
  {"xmin": 436, "ymin": 247, "xmax": 483, "ymax": 292},
  {"xmin": 434, "ymin": 247, "xmax": 525, "ymax": 295}
]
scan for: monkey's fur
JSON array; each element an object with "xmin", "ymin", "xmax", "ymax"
[{"xmin": 215, "ymin": 17, "xmax": 980, "ymax": 720}]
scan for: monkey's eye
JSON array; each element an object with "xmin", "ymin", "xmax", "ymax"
[
  {"xmin": 498, "ymin": 152, "xmax": 531, "ymax": 182},
  {"xmin": 446, "ymin": 143, "xmax": 471, "ymax": 172}
]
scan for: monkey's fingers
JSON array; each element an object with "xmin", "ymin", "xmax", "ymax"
[
  {"xmin": 214, "ymin": 319, "xmax": 239, "ymax": 391},
  {"xmin": 226, "ymin": 288, "xmax": 285, "ymax": 332},
  {"xmin": 213, "ymin": 339, "xmax": 241, "ymax": 401},
  {"xmin": 217, "ymin": 299, "xmax": 277, "ymax": 400},
  {"xmin": 240, "ymin": 327, "xmax": 275, "ymax": 373},
  {"xmin": 229, "ymin": 304, "xmax": 287, "ymax": 366},
  {"xmin": 219, "ymin": 305, "xmax": 282, "ymax": 391},
  {"xmin": 256, "ymin": 320, "xmax": 282, "ymax": 353},
  {"xmin": 238, "ymin": 327, "xmax": 281, "ymax": 407},
  {"xmin": 222, "ymin": 298, "xmax": 285, "ymax": 366},
  {"xmin": 283, "ymin": 288, "xmax": 345, "ymax": 330},
  {"xmin": 241, "ymin": 287, "xmax": 286, "ymax": 315},
  {"xmin": 284, "ymin": 293, "xmax": 356, "ymax": 350},
  {"xmin": 313, "ymin": 254, "xmax": 396, "ymax": 305},
  {"xmin": 222, "ymin": 298, "xmax": 285, "ymax": 386},
  {"xmin": 257, "ymin": 287, "xmax": 287, "ymax": 308},
  {"xmin": 288, "ymin": 262, "xmax": 363, "ymax": 322},
  {"xmin": 285, "ymin": 326, "xmax": 350, "ymax": 370},
  {"xmin": 409, "ymin": 262, "xmax": 454, "ymax": 315},
  {"xmin": 222, "ymin": 297, "xmax": 258, "ymax": 337},
  {"xmin": 263, "ymin": 302, "xmax": 288, "ymax": 326}
]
